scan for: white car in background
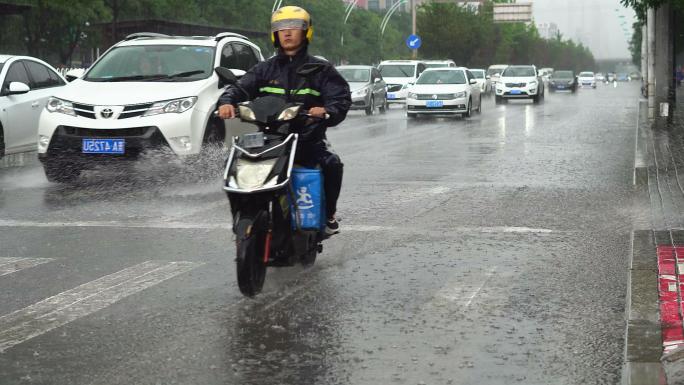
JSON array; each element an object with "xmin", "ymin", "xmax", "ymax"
[
  {"xmin": 469, "ymin": 68, "xmax": 491, "ymax": 95},
  {"xmin": 0, "ymin": 55, "xmax": 67, "ymax": 158},
  {"xmin": 37, "ymin": 32, "xmax": 264, "ymax": 183},
  {"xmin": 495, "ymin": 65, "xmax": 545, "ymax": 104},
  {"xmin": 423, "ymin": 60, "xmax": 457, "ymax": 69},
  {"xmin": 486, "ymin": 64, "xmax": 508, "ymax": 90},
  {"xmin": 378, "ymin": 60, "xmax": 426, "ymax": 105},
  {"xmin": 577, "ymin": 71, "xmax": 597, "ymax": 88},
  {"xmin": 406, "ymin": 67, "xmax": 481, "ymax": 119}
]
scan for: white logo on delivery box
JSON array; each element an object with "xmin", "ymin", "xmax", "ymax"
[{"xmin": 296, "ymin": 187, "xmax": 314, "ymax": 210}]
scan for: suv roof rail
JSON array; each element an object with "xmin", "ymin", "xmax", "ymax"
[
  {"xmin": 215, "ymin": 32, "xmax": 249, "ymax": 41},
  {"xmin": 123, "ymin": 32, "xmax": 170, "ymax": 41}
]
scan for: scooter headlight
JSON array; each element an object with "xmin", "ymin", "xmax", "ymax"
[
  {"xmin": 235, "ymin": 158, "xmax": 277, "ymax": 190},
  {"xmin": 238, "ymin": 105, "xmax": 256, "ymax": 122},
  {"xmin": 277, "ymin": 106, "xmax": 301, "ymax": 121}
]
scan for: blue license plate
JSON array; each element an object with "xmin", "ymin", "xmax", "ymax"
[
  {"xmin": 510, "ymin": 90, "xmax": 522, "ymax": 95},
  {"xmin": 387, "ymin": 93, "xmax": 397, "ymax": 100},
  {"xmin": 82, "ymin": 139, "xmax": 125, "ymax": 154},
  {"xmin": 426, "ymin": 100, "xmax": 443, "ymax": 108}
]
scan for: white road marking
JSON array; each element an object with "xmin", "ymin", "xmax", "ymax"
[
  {"xmin": 0, "ymin": 260, "xmax": 202, "ymax": 352},
  {"xmin": 430, "ymin": 267, "xmax": 497, "ymax": 310},
  {"xmin": 0, "ymin": 219, "xmax": 558, "ymax": 234},
  {"xmin": 0, "ymin": 257, "xmax": 54, "ymax": 277}
]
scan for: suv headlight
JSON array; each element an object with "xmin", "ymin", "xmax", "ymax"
[
  {"xmin": 454, "ymin": 91, "xmax": 466, "ymax": 98},
  {"xmin": 143, "ymin": 96, "xmax": 197, "ymax": 116},
  {"xmin": 407, "ymin": 92, "xmax": 418, "ymax": 99},
  {"xmin": 46, "ymin": 97, "xmax": 77, "ymax": 116},
  {"xmin": 354, "ymin": 87, "xmax": 369, "ymax": 97},
  {"xmin": 528, "ymin": 80, "xmax": 538, "ymax": 86}
]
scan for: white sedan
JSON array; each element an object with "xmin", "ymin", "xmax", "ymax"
[
  {"xmin": 406, "ymin": 67, "xmax": 481, "ymax": 119},
  {"xmin": 0, "ymin": 55, "xmax": 66, "ymax": 157},
  {"xmin": 578, "ymin": 71, "xmax": 597, "ymax": 88}
]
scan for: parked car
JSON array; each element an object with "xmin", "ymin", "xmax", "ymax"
[
  {"xmin": 486, "ymin": 64, "xmax": 508, "ymax": 89},
  {"xmin": 538, "ymin": 67, "xmax": 554, "ymax": 82},
  {"xmin": 577, "ymin": 71, "xmax": 597, "ymax": 88},
  {"xmin": 406, "ymin": 67, "xmax": 481, "ymax": 119},
  {"xmin": 548, "ymin": 70, "xmax": 577, "ymax": 92},
  {"xmin": 0, "ymin": 55, "xmax": 67, "ymax": 158},
  {"xmin": 495, "ymin": 65, "xmax": 545, "ymax": 104},
  {"xmin": 423, "ymin": 60, "xmax": 457, "ymax": 69},
  {"xmin": 37, "ymin": 32, "xmax": 264, "ymax": 183},
  {"xmin": 469, "ymin": 68, "xmax": 491, "ymax": 95},
  {"xmin": 337, "ymin": 65, "xmax": 387, "ymax": 115},
  {"xmin": 378, "ymin": 60, "xmax": 427, "ymax": 105}
]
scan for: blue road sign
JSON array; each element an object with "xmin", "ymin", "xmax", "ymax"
[{"xmin": 406, "ymin": 34, "xmax": 422, "ymax": 50}]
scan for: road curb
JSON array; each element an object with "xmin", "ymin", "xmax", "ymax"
[{"xmin": 623, "ymin": 230, "xmax": 668, "ymax": 384}]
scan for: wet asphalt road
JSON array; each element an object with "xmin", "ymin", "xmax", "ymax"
[{"xmin": 0, "ymin": 82, "xmax": 650, "ymax": 385}]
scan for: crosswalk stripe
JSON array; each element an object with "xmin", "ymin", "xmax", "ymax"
[
  {"xmin": 0, "ymin": 257, "xmax": 54, "ymax": 276},
  {"xmin": 0, "ymin": 260, "xmax": 203, "ymax": 352}
]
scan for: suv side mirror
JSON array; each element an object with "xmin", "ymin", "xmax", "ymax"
[
  {"xmin": 469, "ymin": 79, "xmax": 477, "ymax": 85},
  {"xmin": 215, "ymin": 67, "xmax": 238, "ymax": 88},
  {"xmin": 374, "ymin": 78, "xmax": 382, "ymax": 83},
  {"xmin": 7, "ymin": 82, "xmax": 30, "ymax": 95}
]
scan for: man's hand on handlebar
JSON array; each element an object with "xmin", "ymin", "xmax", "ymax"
[
  {"xmin": 308, "ymin": 107, "xmax": 327, "ymax": 119},
  {"xmin": 218, "ymin": 104, "xmax": 236, "ymax": 119}
]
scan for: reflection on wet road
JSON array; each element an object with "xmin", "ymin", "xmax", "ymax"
[{"xmin": 0, "ymin": 83, "xmax": 648, "ymax": 384}]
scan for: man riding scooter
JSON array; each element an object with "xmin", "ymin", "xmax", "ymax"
[{"xmin": 218, "ymin": 6, "xmax": 351, "ymax": 236}]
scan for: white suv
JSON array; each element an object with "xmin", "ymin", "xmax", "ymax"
[
  {"xmin": 495, "ymin": 65, "xmax": 545, "ymax": 104},
  {"xmin": 1, "ymin": 55, "xmax": 67, "ymax": 158},
  {"xmin": 37, "ymin": 32, "xmax": 263, "ymax": 182},
  {"xmin": 378, "ymin": 60, "xmax": 427, "ymax": 105}
]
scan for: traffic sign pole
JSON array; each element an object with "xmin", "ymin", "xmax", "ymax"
[{"xmin": 411, "ymin": 0, "xmax": 417, "ymax": 59}]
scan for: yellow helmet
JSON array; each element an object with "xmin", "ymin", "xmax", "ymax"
[{"xmin": 271, "ymin": 6, "xmax": 313, "ymax": 47}]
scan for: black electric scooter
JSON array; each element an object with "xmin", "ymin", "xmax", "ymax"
[{"xmin": 215, "ymin": 65, "xmax": 329, "ymax": 297}]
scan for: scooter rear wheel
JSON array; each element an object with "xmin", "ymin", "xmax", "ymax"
[{"xmin": 235, "ymin": 213, "xmax": 267, "ymax": 297}]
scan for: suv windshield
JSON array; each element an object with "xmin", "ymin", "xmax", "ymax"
[
  {"xmin": 553, "ymin": 71, "xmax": 574, "ymax": 79},
  {"xmin": 85, "ymin": 45, "xmax": 215, "ymax": 82},
  {"xmin": 487, "ymin": 67, "xmax": 505, "ymax": 76},
  {"xmin": 502, "ymin": 67, "xmax": 536, "ymax": 77},
  {"xmin": 379, "ymin": 64, "xmax": 415, "ymax": 78},
  {"xmin": 579, "ymin": 72, "xmax": 594, "ymax": 77},
  {"xmin": 471, "ymin": 70, "xmax": 485, "ymax": 79},
  {"xmin": 338, "ymin": 68, "xmax": 370, "ymax": 83},
  {"xmin": 416, "ymin": 70, "xmax": 466, "ymax": 85},
  {"xmin": 425, "ymin": 63, "xmax": 449, "ymax": 69}
]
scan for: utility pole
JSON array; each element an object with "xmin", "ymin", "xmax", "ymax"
[
  {"xmin": 411, "ymin": 0, "xmax": 417, "ymax": 59},
  {"xmin": 647, "ymin": 6, "xmax": 655, "ymax": 119}
]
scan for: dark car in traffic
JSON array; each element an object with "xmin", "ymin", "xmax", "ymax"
[{"xmin": 548, "ymin": 70, "xmax": 577, "ymax": 92}]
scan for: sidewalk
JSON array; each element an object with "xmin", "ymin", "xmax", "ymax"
[{"xmin": 626, "ymin": 89, "xmax": 684, "ymax": 385}]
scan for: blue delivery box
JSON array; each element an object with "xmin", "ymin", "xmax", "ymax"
[{"xmin": 290, "ymin": 168, "xmax": 325, "ymax": 231}]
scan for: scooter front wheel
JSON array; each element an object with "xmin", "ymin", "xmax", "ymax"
[{"xmin": 235, "ymin": 212, "xmax": 267, "ymax": 297}]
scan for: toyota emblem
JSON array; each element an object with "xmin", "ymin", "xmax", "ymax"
[{"xmin": 101, "ymin": 108, "xmax": 114, "ymax": 119}]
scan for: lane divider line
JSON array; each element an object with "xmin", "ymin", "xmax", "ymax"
[
  {"xmin": 0, "ymin": 257, "xmax": 54, "ymax": 277},
  {"xmin": 0, "ymin": 260, "xmax": 203, "ymax": 352}
]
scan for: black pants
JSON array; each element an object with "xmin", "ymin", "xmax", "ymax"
[{"xmin": 294, "ymin": 139, "xmax": 343, "ymax": 219}]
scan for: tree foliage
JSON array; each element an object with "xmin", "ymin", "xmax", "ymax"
[{"xmin": 417, "ymin": 2, "xmax": 595, "ymax": 71}]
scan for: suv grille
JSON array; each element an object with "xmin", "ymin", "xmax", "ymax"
[
  {"xmin": 73, "ymin": 103, "xmax": 95, "ymax": 119},
  {"xmin": 58, "ymin": 126, "xmax": 156, "ymax": 138},
  {"xmin": 505, "ymin": 82, "xmax": 527, "ymax": 88},
  {"xmin": 69, "ymin": 103, "xmax": 155, "ymax": 119}
]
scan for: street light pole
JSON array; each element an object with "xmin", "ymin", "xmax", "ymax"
[{"xmin": 411, "ymin": 0, "xmax": 417, "ymax": 59}]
